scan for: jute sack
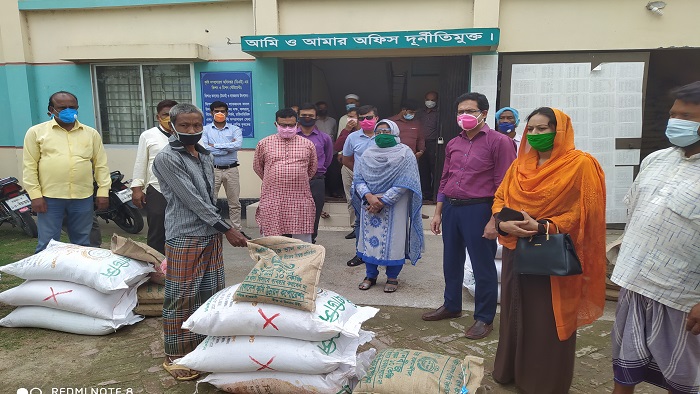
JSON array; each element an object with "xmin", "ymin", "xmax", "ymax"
[
  {"xmin": 0, "ymin": 240, "xmax": 154, "ymax": 293},
  {"xmin": 0, "ymin": 306, "xmax": 143, "ymax": 335},
  {"xmin": 234, "ymin": 236, "xmax": 324, "ymax": 312},
  {"xmin": 353, "ymin": 349, "xmax": 484, "ymax": 394},
  {"xmin": 176, "ymin": 330, "xmax": 373, "ymax": 374},
  {"xmin": 134, "ymin": 303, "xmax": 162, "ymax": 317},
  {"xmin": 110, "ymin": 234, "xmax": 165, "ymax": 284},
  {"xmin": 198, "ymin": 349, "xmax": 376, "ymax": 394},
  {"xmin": 183, "ymin": 283, "xmax": 378, "ymax": 341},
  {"xmin": 137, "ymin": 282, "xmax": 165, "ymax": 304},
  {"xmin": 0, "ymin": 278, "xmax": 144, "ymax": 320}
]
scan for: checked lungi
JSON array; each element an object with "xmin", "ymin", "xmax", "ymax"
[
  {"xmin": 613, "ymin": 288, "xmax": 700, "ymax": 394},
  {"xmin": 163, "ymin": 234, "xmax": 224, "ymax": 356}
]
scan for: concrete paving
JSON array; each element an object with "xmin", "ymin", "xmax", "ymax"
[{"xmin": 0, "ymin": 221, "xmax": 666, "ymax": 393}]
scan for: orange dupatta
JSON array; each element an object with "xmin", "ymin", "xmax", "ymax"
[{"xmin": 492, "ymin": 108, "xmax": 606, "ymax": 341}]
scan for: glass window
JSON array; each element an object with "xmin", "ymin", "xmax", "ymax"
[{"xmin": 93, "ymin": 64, "xmax": 192, "ymax": 144}]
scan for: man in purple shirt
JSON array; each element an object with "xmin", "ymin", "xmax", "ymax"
[
  {"xmin": 297, "ymin": 102, "xmax": 333, "ymax": 244},
  {"xmin": 422, "ymin": 92, "xmax": 516, "ymax": 340}
]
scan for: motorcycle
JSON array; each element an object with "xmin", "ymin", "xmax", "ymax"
[
  {"xmin": 95, "ymin": 171, "xmax": 144, "ymax": 234},
  {"xmin": 0, "ymin": 177, "xmax": 38, "ymax": 237}
]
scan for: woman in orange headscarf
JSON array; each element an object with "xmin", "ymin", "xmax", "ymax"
[{"xmin": 491, "ymin": 107, "xmax": 606, "ymax": 394}]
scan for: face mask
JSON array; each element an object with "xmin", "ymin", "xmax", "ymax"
[
  {"xmin": 375, "ymin": 134, "xmax": 398, "ymax": 148},
  {"xmin": 526, "ymin": 132, "xmax": 556, "ymax": 152},
  {"xmin": 159, "ymin": 116, "xmax": 172, "ymax": 131},
  {"xmin": 299, "ymin": 117, "xmax": 316, "ymax": 127},
  {"xmin": 277, "ymin": 124, "xmax": 298, "ymax": 139},
  {"xmin": 317, "ymin": 109, "xmax": 328, "ymax": 117},
  {"xmin": 346, "ymin": 103, "xmax": 357, "ymax": 111},
  {"xmin": 497, "ymin": 122, "xmax": 516, "ymax": 134},
  {"xmin": 403, "ymin": 113, "xmax": 415, "ymax": 121},
  {"xmin": 213, "ymin": 113, "xmax": 226, "ymax": 123},
  {"xmin": 172, "ymin": 123, "xmax": 203, "ymax": 146},
  {"xmin": 425, "ymin": 100, "xmax": 437, "ymax": 109},
  {"xmin": 457, "ymin": 113, "xmax": 482, "ymax": 131},
  {"xmin": 359, "ymin": 118, "xmax": 377, "ymax": 131},
  {"xmin": 665, "ymin": 118, "xmax": 700, "ymax": 147},
  {"xmin": 55, "ymin": 108, "xmax": 78, "ymax": 124}
]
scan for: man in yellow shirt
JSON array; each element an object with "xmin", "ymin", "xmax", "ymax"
[{"xmin": 23, "ymin": 91, "xmax": 111, "ymax": 252}]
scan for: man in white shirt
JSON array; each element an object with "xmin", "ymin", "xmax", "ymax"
[
  {"xmin": 201, "ymin": 101, "xmax": 250, "ymax": 240},
  {"xmin": 131, "ymin": 99, "xmax": 178, "ymax": 254},
  {"xmin": 338, "ymin": 94, "xmax": 360, "ymax": 132},
  {"xmin": 610, "ymin": 81, "xmax": 700, "ymax": 394}
]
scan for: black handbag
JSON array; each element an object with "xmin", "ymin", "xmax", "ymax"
[{"xmin": 514, "ymin": 222, "xmax": 583, "ymax": 276}]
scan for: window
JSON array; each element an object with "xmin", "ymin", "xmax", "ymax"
[{"xmin": 93, "ymin": 64, "xmax": 193, "ymax": 144}]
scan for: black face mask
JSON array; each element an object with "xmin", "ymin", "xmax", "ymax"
[
  {"xmin": 299, "ymin": 118, "xmax": 317, "ymax": 127},
  {"xmin": 317, "ymin": 109, "xmax": 328, "ymax": 117},
  {"xmin": 176, "ymin": 131, "xmax": 203, "ymax": 146}
]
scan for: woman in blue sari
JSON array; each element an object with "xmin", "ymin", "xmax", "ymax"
[{"xmin": 352, "ymin": 119, "xmax": 424, "ymax": 293}]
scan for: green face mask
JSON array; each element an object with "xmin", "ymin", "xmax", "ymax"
[
  {"xmin": 526, "ymin": 132, "xmax": 556, "ymax": 152},
  {"xmin": 375, "ymin": 134, "xmax": 398, "ymax": 148}
]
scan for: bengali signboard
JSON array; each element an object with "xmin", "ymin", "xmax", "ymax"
[
  {"xmin": 241, "ymin": 28, "xmax": 499, "ymax": 53},
  {"xmin": 200, "ymin": 71, "xmax": 254, "ymax": 138}
]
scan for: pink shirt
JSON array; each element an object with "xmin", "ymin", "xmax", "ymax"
[{"xmin": 437, "ymin": 124, "xmax": 516, "ymax": 202}]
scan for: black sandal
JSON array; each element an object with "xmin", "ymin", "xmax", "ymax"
[
  {"xmin": 384, "ymin": 279, "xmax": 399, "ymax": 293},
  {"xmin": 358, "ymin": 277, "xmax": 377, "ymax": 290}
]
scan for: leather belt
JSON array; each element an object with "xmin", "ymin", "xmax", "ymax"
[
  {"xmin": 214, "ymin": 163, "xmax": 239, "ymax": 169},
  {"xmin": 447, "ymin": 197, "xmax": 494, "ymax": 206}
]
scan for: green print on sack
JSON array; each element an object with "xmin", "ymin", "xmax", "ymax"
[
  {"xmin": 318, "ymin": 295, "xmax": 347, "ymax": 323},
  {"xmin": 317, "ymin": 333, "xmax": 341, "ymax": 355},
  {"xmin": 100, "ymin": 256, "xmax": 132, "ymax": 277}
]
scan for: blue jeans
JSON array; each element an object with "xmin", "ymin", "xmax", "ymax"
[
  {"xmin": 442, "ymin": 201, "xmax": 498, "ymax": 324},
  {"xmin": 36, "ymin": 197, "xmax": 94, "ymax": 253},
  {"xmin": 365, "ymin": 263, "xmax": 403, "ymax": 280}
]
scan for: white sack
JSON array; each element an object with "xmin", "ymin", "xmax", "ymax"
[
  {"xmin": 183, "ymin": 284, "xmax": 378, "ymax": 341},
  {"xmin": 0, "ymin": 306, "xmax": 143, "ymax": 335},
  {"xmin": 0, "ymin": 240, "xmax": 154, "ymax": 293}
]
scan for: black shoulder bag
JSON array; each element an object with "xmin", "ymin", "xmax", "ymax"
[{"xmin": 514, "ymin": 222, "xmax": 582, "ymax": 276}]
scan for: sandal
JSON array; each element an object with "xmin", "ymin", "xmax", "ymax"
[
  {"xmin": 321, "ymin": 211, "xmax": 331, "ymax": 219},
  {"xmin": 358, "ymin": 277, "xmax": 377, "ymax": 290},
  {"xmin": 162, "ymin": 361, "xmax": 200, "ymax": 381},
  {"xmin": 384, "ymin": 279, "xmax": 399, "ymax": 293}
]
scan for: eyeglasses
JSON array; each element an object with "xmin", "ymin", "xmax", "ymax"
[
  {"xmin": 457, "ymin": 109, "xmax": 482, "ymax": 115},
  {"xmin": 375, "ymin": 128, "xmax": 392, "ymax": 134},
  {"xmin": 358, "ymin": 115, "xmax": 375, "ymax": 121}
]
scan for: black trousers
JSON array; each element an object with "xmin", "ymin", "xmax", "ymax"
[
  {"xmin": 419, "ymin": 139, "xmax": 438, "ymax": 200},
  {"xmin": 325, "ymin": 158, "xmax": 343, "ymax": 197},
  {"xmin": 309, "ymin": 177, "xmax": 325, "ymax": 242},
  {"xmin": 146, "ymin": 185, "xmax": 167, "ymax": 254}
]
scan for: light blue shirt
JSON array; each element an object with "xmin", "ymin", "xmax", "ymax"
[
  {"xmin": 342, "ymin": 130, "xmax": 375, "ymax": 159},
  {"xmin": 201, "ymin": 122, "xmax": 243, "ymax": 166}
]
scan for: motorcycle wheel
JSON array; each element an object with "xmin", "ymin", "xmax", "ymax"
[
  {"xmin": 112, "ymin": 204, "xmax": 144, "ymax": 234},
  {"xmin": 15, "ymin": 211, "xmax": 38, "ymax": 238}
]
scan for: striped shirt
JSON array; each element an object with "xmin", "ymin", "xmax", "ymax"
[
  {"xmin": 611, "ymin": 147, "xmax": 700, "ymax": 312},
  {"xmin": 152, "ymin": 136, "xmax": 231, "ymax": 240}
]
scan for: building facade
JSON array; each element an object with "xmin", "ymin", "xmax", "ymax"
[{"xmin": 2, "ymin": 0, "xmax": 698, "ymax": 222}]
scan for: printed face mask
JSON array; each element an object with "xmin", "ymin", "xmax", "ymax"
[
  {"xmin": 277, "ymin": 124, "xmax": 298, "ymax": 138},
  {"xmin": 213, "ymin": 113, "xmax": 226, "ymax": 122},
  {"xmin": 665, "ymin": 118, "xmax": 700, "ymax": 147}
]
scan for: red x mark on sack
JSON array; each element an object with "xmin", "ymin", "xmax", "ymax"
[
  {"xmin": 43, "ymin": 287, "xmax": 73, "ymax": 304},
  {"xmin": 249, "ymin": 355, "xmax": 276, "ymax": 371},
  {"xmin": 257, "ymin": 308, "xmax": 280, "ymax": 330}
]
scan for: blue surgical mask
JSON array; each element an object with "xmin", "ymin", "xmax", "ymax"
[
  {"xmin": 55, "ymin": 108, "xmax": 78, "ymax": 124},
  {"xmin": 665, "ymin": 118, "xmax": 700, "ymax": 147},
  {"xmin": 346, "ymin": 103, "xmax": 356, "ymax": 111},
  {"xmin": 404, "ymin": 113, "xmax": 415, "ymax": 120},
  {"xmin": 497, "ymin": 122, "xmax": 516, "ymax": 133}
]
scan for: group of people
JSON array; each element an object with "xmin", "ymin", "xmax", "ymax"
[{"xmin": 20, "ymin": 81, "xmax": 700, "ymax": 392}]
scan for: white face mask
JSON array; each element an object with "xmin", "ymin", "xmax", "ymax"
[
  {"xmin": 425, "ymin": 100, "xmax": 437, "ymax": 109},
  {"xmin": 665, "ymin": 118, "xmax": 700, "ymax": 147}
]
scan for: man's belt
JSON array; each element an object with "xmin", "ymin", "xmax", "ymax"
[
  {"xmin": 447, "ymin": 197, "xmax": 494, "ymax": 206},
  {"xmin": 214, "ymin": 162, "xmax": 239, "ymax": 169}
]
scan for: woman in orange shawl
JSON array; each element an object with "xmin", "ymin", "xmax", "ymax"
[{"xmin": 491, "ymin": 107, "xmax": 606, "ymax": 394}]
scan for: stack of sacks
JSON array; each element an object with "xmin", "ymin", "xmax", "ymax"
[
  {"xmin": 133, "ymin": 282, "xmax": 165, "ymax": 317},
  {"xmin": 354, "ymin": 348, "xmax": 484, "ymax": 394},
  {"xmin": 463, "ymin": 244, "xmax": 503, "ymax": 303},
  {"xmin": 0, "ymin": 239, "xmax": 153, "ymax": 335},
  {"xmin": 178, "ymin": 236, "xmax": 379, "ymax": 393}
]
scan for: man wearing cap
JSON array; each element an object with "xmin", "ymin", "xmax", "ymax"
[
  {"xmin": 338, "ymin": 94, "xmax": 360, "ymax": 132},
  {"xmin": 494, "ymin": 107, "xmax": 521, "ymax": 151}
]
